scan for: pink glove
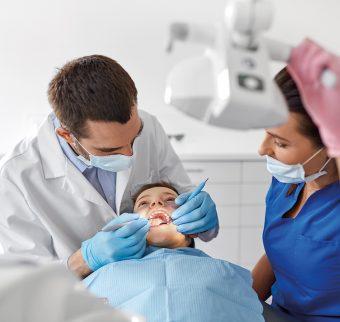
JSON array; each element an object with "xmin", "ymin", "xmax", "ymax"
[{"xmin": 288, "ymin": 38, "xmax": 340, "ymax": 157}]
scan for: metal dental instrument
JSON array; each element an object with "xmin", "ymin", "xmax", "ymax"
[
  {"xmin": 101, "ymin": 220, "xmax": 138, "ymax": 233},
  {"xmin": 187, "ymin": 178, "xmax": 209, "ymax": 202}
]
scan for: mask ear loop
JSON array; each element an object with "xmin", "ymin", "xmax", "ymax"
[
  {"xmin": 304, "ymin": 157, "xmax": 333, "ymax": 183},
  {"xmin": 71, "ymin": 134, "xmax": 92, "ymax": 159},
  {"xmin": 319, "ymin": 157, "xmax": 332, "ymax": 173},
  {"xmin": 302, "ymin": 147, "xmax": 324, "ymax": 165}
]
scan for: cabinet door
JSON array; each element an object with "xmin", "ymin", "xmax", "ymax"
[
  {"xmin": 183, "ymin": 161, "xmax": 241, "ymax": 184},
  {"xmin": 196, "ymin": 228, "xmax": 239, "ymax": 263}
]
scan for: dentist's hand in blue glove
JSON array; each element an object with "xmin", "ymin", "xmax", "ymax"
[
  {"xmin": 81, "ymin": 213, "xmax": 150, "ymax": 271},
  {"xmin": 171, "ymin": 191, "xmax": 218, "ymax": 235}
]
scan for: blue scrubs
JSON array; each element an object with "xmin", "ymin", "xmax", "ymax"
[{"xmin": 263, "ymin": 178, "xmax": 340, "ymax": 322}]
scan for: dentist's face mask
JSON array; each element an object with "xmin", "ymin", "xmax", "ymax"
[
  {"xmin": 73, "ymin": 136, "xmax": 134, "ymax": 172},
  {"xmin": 266, "ymin": 148, "xmax": 332, "ymax": 184}
]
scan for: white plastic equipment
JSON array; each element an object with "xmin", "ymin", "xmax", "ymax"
[
  {"xmin": 0, "ymin": 256, "xmax": 145, "ymax": 322},
  {"xmin": 165, "ymin": 0, "xmax": 336, "ymax": 130}
]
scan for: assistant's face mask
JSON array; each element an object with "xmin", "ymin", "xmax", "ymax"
[
  {"xmin": 266, "ymin": 148, "xmax": 332, "ymax": 184},
  {"xmin": 73, "ymin": 136, "xmax": 134, "ymax": 172}
]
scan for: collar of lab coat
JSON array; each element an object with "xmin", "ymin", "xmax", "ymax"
[{"xmin": 37, "ymin": 114, "xmax": 131, "ymax": 213}]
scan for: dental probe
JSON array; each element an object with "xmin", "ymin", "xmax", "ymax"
[
  {"xmin": 186, "ymin": 178, "xmax": 209, "ymax": 202},
  {"xmin": 101, "ymin": 219, "xmax": 139, "ymax": 232}
]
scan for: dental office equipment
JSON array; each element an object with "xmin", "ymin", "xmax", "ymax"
[
  {"xmin": 164, "ymin": 0, "xmax": 337, "ymax": 130},
  {"xmin": 102, "ymin": 220, "xmax": 137, "ymax": 233},
  {"xmin": 187, "ymin": 178, "xmax": 209, "ymax": 202},
  {"xmin": 0, "ymin": 256, "xmax": 139, "ymax": 322}
]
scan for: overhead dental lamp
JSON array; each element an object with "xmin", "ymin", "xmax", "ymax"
[
  {"xmin": 164, "ymin": 0, "xmax": 336, "ymax": 130},
  {"xmin": 164, "ymin": 0, "xmax": 291, "ymax": 130}
]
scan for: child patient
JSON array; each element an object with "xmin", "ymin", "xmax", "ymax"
[
  {"xmin": 84, "ymin": 182, "xmax": 264, "ymax": 322},
  {"xmin": 133, "ymin": 182, "xmax": 192, "ymax": 249}
]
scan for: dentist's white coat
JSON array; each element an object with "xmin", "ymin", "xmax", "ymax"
[{"xmin": 0, "ymin": 110, "xmax": 216, "ymax": 264}]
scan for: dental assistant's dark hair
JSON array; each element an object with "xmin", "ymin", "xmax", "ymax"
[
  {"xmin": 275, "ymin": 68, "xmax": 338, "ymax": 196},
  {"xmin": 48, "ymin": 55, "xmax": 137, "ymax": 138},
  {"xmin": 274, "ymin": 67, "xmax": 323, "ymax": 148},
  {"xmin": 132, "ymin": 182, "xmax": 179, "ymax": 205}
]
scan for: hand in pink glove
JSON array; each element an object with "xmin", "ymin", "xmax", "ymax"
[{"xmin": 288, "ymin": 38, "xmax": 340, "ymax": 157}]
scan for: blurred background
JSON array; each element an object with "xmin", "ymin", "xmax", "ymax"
[{"xmin": 0, "ymin": 0, "xmax": 339, "ymax": 267}]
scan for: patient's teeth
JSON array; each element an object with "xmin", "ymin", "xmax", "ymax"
[{"xmin": 148, "ymin": 211, "xmax": 172, "ymax": 227}]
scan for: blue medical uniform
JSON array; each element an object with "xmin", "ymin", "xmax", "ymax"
[{"xmin": 263, "ymin": 177, "xmax": 340, "ymax": 322}]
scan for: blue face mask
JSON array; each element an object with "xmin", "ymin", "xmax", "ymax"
[
  {"xmin": 74, "ymin": 137, "xmax": 134, "ymax": 172},
  {"xmin": 266, "ymin": 148, "xmax": 331, "ymax": 184}
]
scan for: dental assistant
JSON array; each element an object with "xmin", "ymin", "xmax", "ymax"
[
  {"xmin": 252, "ymin": 67, "xmax": 339, "ymax": 322},
  {"xmin": 0, "ymin": 55, "xmax": 219, "ymax": 278}
]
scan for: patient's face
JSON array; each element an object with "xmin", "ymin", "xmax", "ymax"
[{"xmin": 133, "ymin": 187, "xmax": 189, "ymax": 248}]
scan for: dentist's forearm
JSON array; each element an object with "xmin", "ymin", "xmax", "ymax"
[
  {"xmin": 336, "ymin": 158, "xmax": 340, "ymax": 173},
  {"xmin": 67, "ymin": 249, "xmax": 92, "ymax": 279}
]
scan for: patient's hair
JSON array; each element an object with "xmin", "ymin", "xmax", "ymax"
[
  {"xmin": 132, "ymin": 182, "xmax": 179, "ymax": 204},
  {"xmin": 48, "ymin": 55, "xmax": 137, "ymax": 138}
]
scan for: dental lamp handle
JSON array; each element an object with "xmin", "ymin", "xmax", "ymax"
[
  {"xmin": 166, "ymin": 23, "xmax": 216, "ymax": 53},
  {"xmin": 265, "ymin": 38, "xmax": 337, "ymax": 88}
]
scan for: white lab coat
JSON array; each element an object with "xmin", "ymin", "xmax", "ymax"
[
  {"xmin": 0, "ymin": 110, "xmax": 217, "ymax": 264},
  {"xmin": 0, "ymin": 256, "xmax": 143, "ymax": 322}
]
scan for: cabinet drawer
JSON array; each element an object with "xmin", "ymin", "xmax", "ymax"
[
  {"xmin": 217, "ymin": 206, "xmax": 239, "ymax": 228},
  {"xmin": 240, "ymin": 205, "xmax": 266, "ymax": 227},
  {"xmin": 183, "ymin": 161, "xmax": 241, "ymax": 183},
  {"xmin": 240, "ymin": 227, "xmax": 264, "ymax": 264},
  {"xmin": 196, "ymin": 228, "xmax": 239, "ymax": 263},
  {"xmin": 242, "ymin": 161, "xmax": 272, "ymax": 183},
  {"xmin": 206, "ymin": 184, "xmax": 240, "ymax": 206},
  {"xmin": 241, "ymin": 184, "xmax": 268, "ymax": 205}
]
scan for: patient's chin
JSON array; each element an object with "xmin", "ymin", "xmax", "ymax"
[{"xmin": 147, "ymin": 223, "xmax": 187, "ymax": 248}]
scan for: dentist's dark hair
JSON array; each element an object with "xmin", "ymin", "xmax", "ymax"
[
  {"xmin": 48, "ymin": 55, "xmax": 137, "ymax": 138},
  {"xmin": 274, "ymin": 67, "xmax": 323, "ymax": 148}
]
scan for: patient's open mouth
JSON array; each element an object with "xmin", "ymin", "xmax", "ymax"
[{"xmin": 148, "ymin": 211, "xmax": 172, "ymax": 227}]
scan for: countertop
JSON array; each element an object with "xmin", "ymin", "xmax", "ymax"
[{"xmin": 158, "ymin": 106, "xmax": 266, "ymax": 162}]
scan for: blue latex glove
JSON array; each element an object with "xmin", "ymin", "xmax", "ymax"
[
  {"xmin": 81, "ymin": 213, "xmax": 150, "ymax": 271},
  {"xmin": 171, "ymin": 191, "xmax": 218, "ymax": 235}
]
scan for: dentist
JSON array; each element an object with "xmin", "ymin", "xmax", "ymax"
[{"xmin": 0, "ymin": 55, "xmax": 218, "ymax": 278}]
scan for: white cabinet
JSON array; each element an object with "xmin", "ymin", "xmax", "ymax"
[
  {"xmin": 182, "ymin": 158, "xmax": 271, "ymax": 269},
  {"xmin": 196, "ymin": 228, "xmax": 239, "ymax": 263},
  {"xmin": 183, "ymin": 161, "xmax": 241, "ymax": 183}
]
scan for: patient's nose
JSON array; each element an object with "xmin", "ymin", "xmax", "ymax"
[{"xmin": 150, "ymin": 199, "xmax": 164, "ymax": 207}]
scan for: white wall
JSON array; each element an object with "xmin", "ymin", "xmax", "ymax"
[{"xmin": 0, "ymin": 0, "xmax": 340, "ymax": 155}]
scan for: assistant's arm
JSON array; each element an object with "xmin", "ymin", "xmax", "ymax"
[{"xmin": 252, "ymin": 253, "xmax": 276, "ymax": 301}]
